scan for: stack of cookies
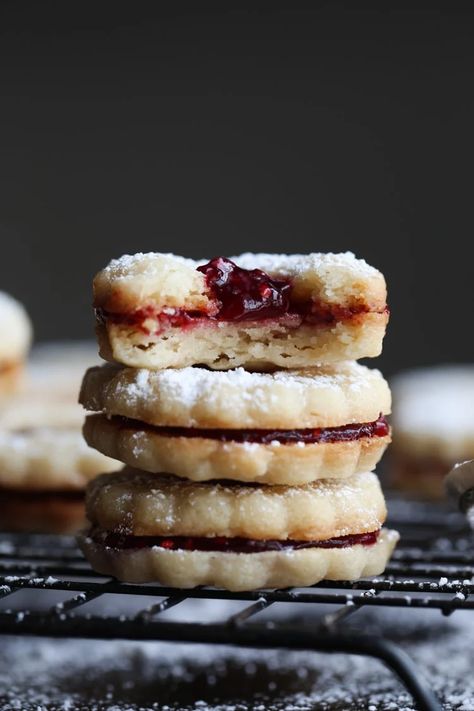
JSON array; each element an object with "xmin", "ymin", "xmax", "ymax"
[{"xmin": 79, "ymin": 252, "xmax": 399, "ymax": 591}]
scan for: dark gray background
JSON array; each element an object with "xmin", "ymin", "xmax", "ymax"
[{"xmin": 0, "ymin": 2, "xmax": 472, "ymax": 376}]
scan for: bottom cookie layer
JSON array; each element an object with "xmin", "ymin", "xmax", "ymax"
[{"xmin": 78, "ymin": 528, "xmax": 399, "ymax": 591}]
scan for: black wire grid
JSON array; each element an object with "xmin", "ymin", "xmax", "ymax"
[{"xmin": 0, "ymin": 500, "xmax": 472, "ymax": 711}]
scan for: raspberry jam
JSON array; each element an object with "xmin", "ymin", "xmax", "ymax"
[
  {"xmin": 98, "ymin": 256, "xmax": 383, "ymax": 334},
  {"xmin": 197, "ymin": 257, "xmax": 292, "ymax": 321},
  {"xmin": 115, "ymin": 414, "xmax": 390, "ymax": 445},
  {"xmin": 95, "ymin": 529, "xmax": 380, "ymax": 553}
]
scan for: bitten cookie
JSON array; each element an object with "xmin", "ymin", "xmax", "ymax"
[
  {"xmin": 79, "ymin": 469, "xmax": 398, "ymax": 590},
  {"xmin": 0, "ymin": 292, "xmax": 32, "ymax": 395},
  {"xmin": 94, "ymin": 252, "xmax": 388, "ymax": 370},
  {"xmin": 80, "ymin": 361, "xmax": 391, "ymax": 484},
  {"xmin": 390, "ymin": 365, "xmax": 474, "ymax": 499}
]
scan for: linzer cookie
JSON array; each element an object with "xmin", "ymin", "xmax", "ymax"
[
  {"xmin": 0, "ymin": 292, "xmax": 32, "ymax": 395},
  {"xmin": 94, "ymin": 252, "xmax": 388, "ymax": 370},
  {"xmin": 390, "ymin": 366, "xmax": 474, "ymax": 499},
  {"xmin": 0, "ymin": 342, "xmax": 118, "ymax": 533},
  {"xmin": 78, "ymin": 469, "xmax": 399, "ymax": 590},
  {"xmin": 80, "ymin": 361, "xmax": 391, "ymax": 485}
]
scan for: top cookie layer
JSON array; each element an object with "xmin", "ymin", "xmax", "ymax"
[
  {"xmin": 95, "ymin": 251, "xmax": 386, "ymax": 314},
  {"xmin": 392, "ymin": 365, "xmax": 474, "ymax": 458},
  {"xmin": 80, "ymin": 361, "xmax": 391, "ymax": 429},
  {"xmin": 0, "ymin": 292, "xmax": 32, "ymax": 365}
]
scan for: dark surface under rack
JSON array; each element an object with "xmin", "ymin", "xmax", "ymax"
[{"xmin": 0, "ymin": 498, "xmax": 473, "ymax": 711}]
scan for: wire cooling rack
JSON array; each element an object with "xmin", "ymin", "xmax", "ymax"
[{"xmin": 0, "ymin": 498, "xmax": 472, "ymax": 711}]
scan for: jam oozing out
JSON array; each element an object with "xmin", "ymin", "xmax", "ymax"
[
  {"xmin": 197, "ymin": 257, "xmax": 292, "ymax": 321},
  {"xmin": 95, "ymin": 529, "xmax": 380, "ymax": 553},
  {"xmin": 98, "ymin": 256, "xmax": 384, "ymax": 334},
  {"xmin": 115, "ymin": 414, "xmax": 390, "ymax": 445}
]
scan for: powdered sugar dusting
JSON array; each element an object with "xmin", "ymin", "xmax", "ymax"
[
  {"xmin": 230, "ymin": 251, "xmax": 380, "ymax": 278},
  {"xmin": 110, "ymin": 362, "xmax": 382, "ymax": 408},
  {"xmin": 0, "ymin": 607, "xmax": 473, "ymax": 709},
  {"xmin": 102, "ymin": 252, "xmax": 196, "ymax": 277},
  {"xmin": 102, "ymin": 251, "xmax": 379, "ymax": 280}
]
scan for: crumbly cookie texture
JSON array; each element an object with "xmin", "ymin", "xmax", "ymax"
[
  {"xmin": 80, "ymin": 361, "xmax": 391, "ymax": 429},
  {"xmin": 0, "ymin": 493, "xmax": 86, "ymax": 534},
  {"xmin": 97, "ymin": 312, "xmax": 387, "ymax": 371},
  {"xmin": 0, "ymin": 428, "xmax": 118, "ymax": 491},
  {"xmin": 94, "ymin": 251, "xmax": 387, "ymax": 314},
  {"xmin": 83, "ymin": 413, "xmax": 390, "ymax": 485},
  {"xmin": 85, "ymin": 469, "xmax": 386, "ymax": 540},
  {"xmin": 0, "ymin": 291, "xmax": 32, "ymax": 365},
  {"xmin": 94, "ymin": 252, "xmax": 387, "ymax": 370},
  {"xmin": 391, "ymin": 365, "xmax": 474, "ymax": 460},
  {"xmin": 78, "ymin": 528, "xmax": 399, "ymax": 590}
]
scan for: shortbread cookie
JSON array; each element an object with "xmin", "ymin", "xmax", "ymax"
[
  {"xmin": 0, "ymin": 341, "xmax": 119, "ymax": 492},
  {"xmin": 0, "ymin": 490, "xmax": 86, "ymax": 534},
  {"xmin": 94, "ymin": 252, "xmax": 388, "ymax": 370},
  {"xmin": 0, "ymin": 341, "xmax": 102, "ymax": 430},
  {"xmin": 81, "ymin": 362, "xmax": 391, "ymax": 484},
  {"xmin": 83, "ymin": 414, "xmax": 389, "ymax": 485},
  {"xmin": 0, "ymin": 292, "xmax": 32, "ymax": 394},
  {"xmin": 0, "ymin": 428, "xmax": 118, "ymax": 491},
  {"xmin": 79, "ymin": 528, "xmax": 399, "ymax": 590},
  {"xmin": 81, "ymin": 468, "xmax": 396, "ymax": 590},
  {"xmin": 85, "ymin": 469, "xmax": 386, "ymax": 540},
  {"xmin": 390, "ymin": 366, "xmax": 474, "ymax": 499}
]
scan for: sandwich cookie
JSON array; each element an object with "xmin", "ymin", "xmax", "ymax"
[
  {"xmin": 0, "ymin": 342, "xmax": 118, "ymax": 533},
  {"xmin": 390, "ymin": 365, "xmax": 474, "ymax": 499},
  {"xmin": 94, "ymin": 252, "xmax": 388, "ymax": 371},
  {"xmin": 80, "ymin": 361, "xmax": 391, "ymax": 485},
  {"xmin": 79, "ymin": 469, "xmax": 399, "ymax": 590}
]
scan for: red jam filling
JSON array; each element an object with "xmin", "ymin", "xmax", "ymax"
[
  {"xmin": 197, "ymin": 256, "xmax": 292, "ymax": 321},
  {"xmin": 94, "ymin": 529, "xmax": 380, "ymax": 553},
  {"xmin": 98, "ymin": 257, "xmax": 384, "ymax": 335},
  {"xmin": 115, "ymin": 414, "xmax": 390, "ymax": 445}
]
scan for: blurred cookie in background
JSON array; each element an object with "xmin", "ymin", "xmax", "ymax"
[
  {"xmin": 0, "ymin": 292, "xmax": 32, "ymax": 396},
  {"xmin": 0, "ymin": 341, "xmax": 119, "ymax": 533},
  {"xmin": 390, "ymin": 365, "xmax": 474, "ymax": 500}
]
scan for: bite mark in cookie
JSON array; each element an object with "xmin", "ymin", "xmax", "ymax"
[
  {"xmin": 94, "ymin": 252, "xmax": 388, "ymax": 369},
  {"xmin": 100, "ymin": 256, "xmax": 384, "ymax": 333}
]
